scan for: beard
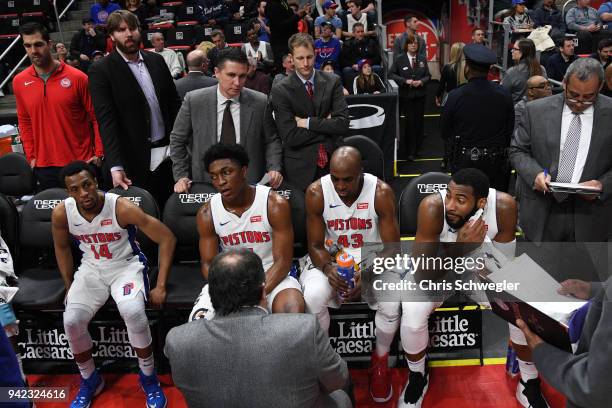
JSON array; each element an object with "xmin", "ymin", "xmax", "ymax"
[
  {"xmin": 115, "ymin": 37, "xmax": 141, "ymax": 54},
  {"xmin": 445, "ymin": 204, "xmax": 479, "ymax": 231}
]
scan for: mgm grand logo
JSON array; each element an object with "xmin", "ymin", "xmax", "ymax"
[
  {"xmin": 417, "ymin": 183, "xmax": 447, "ymax": 195},
  {"xmin": 179, "ymin": 193, "xmax": 217, "ymax": 204},
  {"xmin": 34, "ymin": 199, "xmax": 63, "ymax": 210}
]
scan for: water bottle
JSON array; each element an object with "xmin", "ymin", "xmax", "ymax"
[
  {"xmin": 336, "ymin": 252, "xmax": 355, "ymax": 301},
  {"xmin": 505, "ymin": 341, "xmax": 519, "ymax": 377}
]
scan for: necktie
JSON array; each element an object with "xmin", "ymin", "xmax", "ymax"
[
  {"xmin": 220, "ymin": 100, "xmax": 236, "ymax": 145},
  {"xmin": 305, "ymin": 80, "xmax": 313, "ymax": 99},
  {"xmin": 555, "ymin": 113, "xmax": 582, "ymax": 202}
]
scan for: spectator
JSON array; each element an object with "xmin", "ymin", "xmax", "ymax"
[
  {"xmin": 341, "ymin": 0, "xmax": 375, "ymax": 39},
  {"xmin": 92, "ymin": 50, "xmax": 105, "ymax": 62},
  {"xmin": 90, "ymin": 0, "xmax": 121, "ymax": 26},
  {"xmin": 242, "ymin": 27, "xmax": 274, "ymax": 72},
  {"xmin": 245, "ymin": 56, "xmax": 272, "ymax": 94},
  {"xmin": 566, "ymin": 0, "xmax": 603, "ymax": 54},
  {"xmin": 514, "ymin": 75, "xmax": 552, "ymax": 131},
  {"xmin": 70, "ymin": 18, "xmax": 107, "ymax": 72},
  {"xmin": 510, "ymin": 57, "xmax": 612, "ymax": 242},
  {"xmin": 314, "ymin": 1, "xmax": 343, "ymax": 39},
  {"xmin": 144, "ymin": 0, "xmax": 159, "ymax": 18},
  {"xmin": 340, "ymin": 22, "xmax": 382, "ymax": 88},
  {"xmin": 64, "ymin": 54, "xmax": 81, "ymax": 70},
  {"xmin": 389, "ymin": 33, "xmax": 430, "ymax": 160},
  {"xmin": 352, "ymin": 58, "xmax": 384, "ymax": 94},
  {"xmin": 321, "ymin": 60, "xmax": 350, "ymax": 95},
  {"xmin": 532, "ymin": 0, "xmax": 565, "ymax": 42},
  {"xmin": 13, "ymin": 23, "xmax": 103, "ymax": 191},
  {"xmin": 503, "ymin": 0, "xmax": 534, "ymax": 32},
  {"xmin": 471, "ymin": 27, "xmax": 486, "ymax": 45},
  {"xmin": 174, "ymin": 50, "xmax": 218, "ymax": 99},
  {"xmin": 600, "ymin": 1, "xmax": 612, "ymax": 32},
  {"xmin": 196, "ymin": 0, "xmax": 230, "ymax": 26},
  {"xmin": 207, "ymin": 29, "xmax": 229, "ymax": 71},
  {"xmin": 169, "ymin": 47, "xmax": 283, "ymax": 192},
  {"xmin": 442, "ymin": 44, "xmax": 514, "ymax": 191},
  {"xmin": 165, "ymin": 249, "xmax": 352, "ymax": 408},
  {"xmin": 436, "ymin": 41, "xmax": 466, "ymax": 107},
  {"xmin": 272, "ymin": 53, "xmax": 294, "ymax": 86},
  {"xmin": 314, "ymin": 0, "xmax": 342, "ymax": 18},
  {"xmin": 314, "ymin": 22, "xmax": 342, "ymax": 71},
  {"xmin": 53, "ymin": 41, "xmax": 68, "ymax": 61},
  {"xmin": 226, "ymin": 0, "xmax": 242, "ymax": 21},
  {"xmin": 270, "ymin": 33, "xmax": 349, "ymax": 191},
  {"xmin": 393, "ymin": 14, "xmax": 426, "ymax": 62},
  {"xmin": 546, "ymin": 37, "xmax": 577, "ymax": 81},
  {"xmin": 266, "ymin": 0, "xmax": 310, "ymax": 71},
  {"xmin": 502, "ymin": 38, "xmax": 547, "ymax": 104},
  {"xmin": 88, "ymin": 10, "xmax": 181, "ymax": 206},
  {"xmin": 150, "ymin": 33, "xmax": 183, "ymax": 79},
  {"xmin": 124, "ymin": 0, "xmax": 148, "ymax": 29},
  {"xmin": 589, "ymin": 38, "xmax": 612, "ymax": 68},
  {"xmin": 255, "ymin": 1, "xmax": 271, "ymax": 42},
  {"xmin": 289, "ymin": 1, "xmax": 312, "ymax": 33},
  {"xmin": 603, "ymin": 62, "xmax": 612, "ymax": 96}
]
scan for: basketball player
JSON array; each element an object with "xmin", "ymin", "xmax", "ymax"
[
  {"xmin": 189, "ymin": 144, "xmax": 304, "ymax": 321},
  {"xmin": 52, "ymin": 161, "xmax": 176, "ymax": 408},
  {"xmin": 401, "ymin": 168, "xmax": 549, "ymax": 408},
  {"xmin": 301, "ymin": 146, "xmax": 402, "ymax": 403}
]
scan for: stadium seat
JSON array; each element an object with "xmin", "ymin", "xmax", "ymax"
[
  {"xmin": 272, "ymin": 182, "xmax": 307, "ymax": 258},
  {"xmin": 176, "ymin": 2, "xmax": 197, "ymax": 24},
  {"xmin": 343, "ymin": 135, "xmax": 385, "ymax": 180},
  {"xmin": 143, "ymin": 27, "xmax": 170, "ymax": 48},
  {"xmin": 398, "ymin": 172, "xmax": 451, "ymax": 236},
  {"xmin": 12, "ymin": 188, "xmax": 68, "ymax": 309},
  {"xmin": 161, "ymin": 183, "xmax": 214, "ymax": 306},
  {"xmin": 0, "ymin": 0, "xmax": 19, "ymax": 14},
  {"xmin": 0, "ymin": 193, "xmax": 19, "ymax": 262},
  {"xmin": 0, "ymin": 14, "xmax": 19, "ymax": 36},
  {"xmin": 165, "ymin": 26, "xmax": 195, "ymax": 51},
  {"xmin": 0, "ymin": 153, "xmax": 35, "ymax": 197},
  {"xmin": 19, "ymin": 0, "xmax": 51, "ymax": 15},
  {"xmin": 159, "ymin": 1, "xmax": 183, "ymax": 18},
  {"xmin": 224, "ymin": 21, "xmax": 249, "ymax": 44}
]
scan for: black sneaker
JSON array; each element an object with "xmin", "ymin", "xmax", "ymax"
[
  {"xmin": 397, "ymin": 369, "xmax": 429, "ymax": 408},
  {"xmin": 516, "ymin": 378, "xmax": 550, "ymax": 408}
]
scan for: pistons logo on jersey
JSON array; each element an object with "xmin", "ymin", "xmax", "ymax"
[{"xmin": 122, "ymin": 282, "xmax": 134, "ymax": 296}]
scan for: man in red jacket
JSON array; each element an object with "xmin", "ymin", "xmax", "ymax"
[{"xmin": 13, "ymin": 22, "xmax": 103, "ymax": 191}]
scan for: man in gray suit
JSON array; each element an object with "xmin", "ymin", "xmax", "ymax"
[
  {"xmin": 510, "ymin": 57, "xmax": 612, "ymax": 243},
  {"xmin": 164, "ymin": 249, "xmax": 352, "ymax": 408},
  {"xmin": 517, "ymin": 277, "xmax": 612, "ymax": 408},
  {"xmin": 174, "ymin": 50, "xmax": 218, "ymax": 100},
  {"xmin": 170, "ymin": 47, "xmax": 283, "ymax": 192},
  {"xmin": 270, "ymin": 33, "xmax": 349, "ymax": 191}
]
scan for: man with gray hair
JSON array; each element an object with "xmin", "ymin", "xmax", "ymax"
[
  {"xmin": 174, "ymin": 49, "xmax": 218, "ymax": 99},
  {"xmin": 511, "ymin": 57, "xmax": 612, "ymax": 242},
  {"xmin": 164, "ymin": 249, "xmax": 352, "ymax": 408},
  {"xmin": 150, "ymin": 32, "xmax": 183, "ymax": 79}
]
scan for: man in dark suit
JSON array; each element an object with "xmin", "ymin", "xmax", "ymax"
[
  {"xmin": 270, "ymin": 33, "xmax": 349, "ymax": 191},
  {"xmin": 88, "ymin": 10, "xmax": 181, "ymax": 206},
  {"xmin": 165, "ymin": 249, "xmax": 352, "ymax": 408},
  {"xmin": 170, "ymin": 47, "xmax": 283, "ymax": 192},
  {"xmin": 174, "ymin": 49, "xmax": 218, "ymax": 100},
  {"xmin": 510, "ymin": 57, "xmax": 612, "ymax": 243},
  {"xmin": 265, "ymin": 0, "xmax": 310, "ymax": 72}
]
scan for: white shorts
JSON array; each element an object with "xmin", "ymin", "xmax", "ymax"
[
  {"xmin": 299, "ymin": 255, "xmax": 342, "ymax": 309},
  {"xmin": 66, "ymin": 260, "xmax": 147, "ymax": 313},
  {"xmin": 189, "ymin": 275, "xmax": 302, "ymax": 321}
]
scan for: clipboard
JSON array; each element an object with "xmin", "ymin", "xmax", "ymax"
[{"xmin": 548, "ymin": 182, "xmax": 602, "ymax": 195}]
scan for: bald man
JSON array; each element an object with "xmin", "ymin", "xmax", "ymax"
[
  {"xmin": 514, "ymin": 76, "xmax": 553, "ymax": 131},
  {"xmin": 150, "ymin": 32, "xmax": 183, "ymax": 79},
  {"xmin": 174, "ymin": 50, "xmax": 218, "ymax": 99},
  {"xmin": 301, "ymin": 146, "xmax": 402, "ymax": 403}
]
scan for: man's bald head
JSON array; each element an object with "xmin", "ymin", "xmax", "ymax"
[
  {"xmin": 329, "ymin": 146, "xmax": 364, "ymax": 200},
  {"xmin": 186, "ymin": 49, "xmax": 207, "ymax": 71},
  {"xmin": 526, "ymin": 75, "xmax": 552, "ymax": 100},
  {"xmin": 330, "ymin": 146, "xmax": 362, "ymax": 173}
]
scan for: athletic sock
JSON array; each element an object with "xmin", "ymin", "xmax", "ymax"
[
  {"xmin": 518, "ymin": 358, "xmax": 538, "ymax": 382},
  {"xmin": 138, "ymin": 354, "xmax": 155, "ymax": 376},
  {"xmin": 375, "ymin": 329, "xmax": 395, "ymax": 356},
  {"xmin": 77, "ymin": 358, "xmax": 95, "ymax": 379},
  {"xmin": 407, "ymin": 355, "xmax": 426, "ymax": 375}
]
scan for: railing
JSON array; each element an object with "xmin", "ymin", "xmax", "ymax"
[
  {"xmin": 0, "ymin": 0, "xmax": 78, "ymax": 94},
  {"xmin": 489, "ymin": 21, "xmax": 512, "ymax": 76}
]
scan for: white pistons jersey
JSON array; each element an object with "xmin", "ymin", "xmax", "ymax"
[
  {"xmin": 210, "ymin": 185, "xmax": 274, "ymax": 271},
  {"xmin": 321, "ymin": 173, "xmax": 381, "ymax": 261},
  {"xmin": 438, "ymin": 188, "xmax": 498, "ymax": 243},
  {"xmin": 66, "ymin": 193, "xmax": 143, "ymax": 266}
]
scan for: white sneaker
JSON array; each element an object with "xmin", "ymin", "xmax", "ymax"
[
  {"xmin": 516, "ymin": 378, "xmax": 550, "ymax": 408},
  {"xmin": 397, "ymin": 370, "xmax": 429, "ymax": 408}
]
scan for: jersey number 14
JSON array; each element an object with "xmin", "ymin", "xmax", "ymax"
[{"xmin": 91, "ymin": 244, "xmax": 113, "ymax": 260}]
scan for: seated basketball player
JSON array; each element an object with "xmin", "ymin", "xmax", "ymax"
[
  {"xmin": 398, "ymin": 168, "xmax": 549, "ymax": 408},
  {"xmin": 52, "ymin": 161, "xmax": 176, "ymax": 408},
  {"xmin": 301, "ymin": 146, "xmax": 403, "ymax": 403},
  {"xmin": 190, "ymin": 144, "xmax": 304, "ymax": 321}
]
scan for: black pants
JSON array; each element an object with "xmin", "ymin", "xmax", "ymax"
[
  {"xmin": 141, "ymin": 159, "xmax": 174, "ymax": 211},
  {"xmin": 399, "ymin": 96, "xmax": 426, "ymax": 158},
  {"xmin": 451, "ymin": 153, "xmax": 510, "ymax": 192},
  {"xmin": 33, "ymin": 167, "xmax": 62, "ymax": 192}
]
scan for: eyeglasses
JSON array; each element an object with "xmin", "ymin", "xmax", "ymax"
[
  {"xmin": 511, "ymin": 47, "xmax": 520, "ymax": 51},
  {"xmin": 565, "ymin": 89, "xmax": 597, "ymax": 105},
  {"xmin": 528, "ymin": 82, "xmax": 551, "ymax": 89}
]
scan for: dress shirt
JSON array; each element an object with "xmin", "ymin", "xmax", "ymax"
[
  {"xmin": 559, "ymin": 104, "xmax": 593, "ymax": 183},
  {"xmin": 295, "ymin": 70, "xmax": 316, "ymax": 129},
  {"xmin": 216, "ymin": 86, "xmax": 241, "ymax": 143}
]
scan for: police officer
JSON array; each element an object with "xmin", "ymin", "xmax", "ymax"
[{"xmin": 441, "ymin": 44, "xmax": 515, "ymax": 191}]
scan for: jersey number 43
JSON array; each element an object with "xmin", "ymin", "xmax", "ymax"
[{"xmin": 337, "ymin": 234, "xmax": 363, "ymax": 249}]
